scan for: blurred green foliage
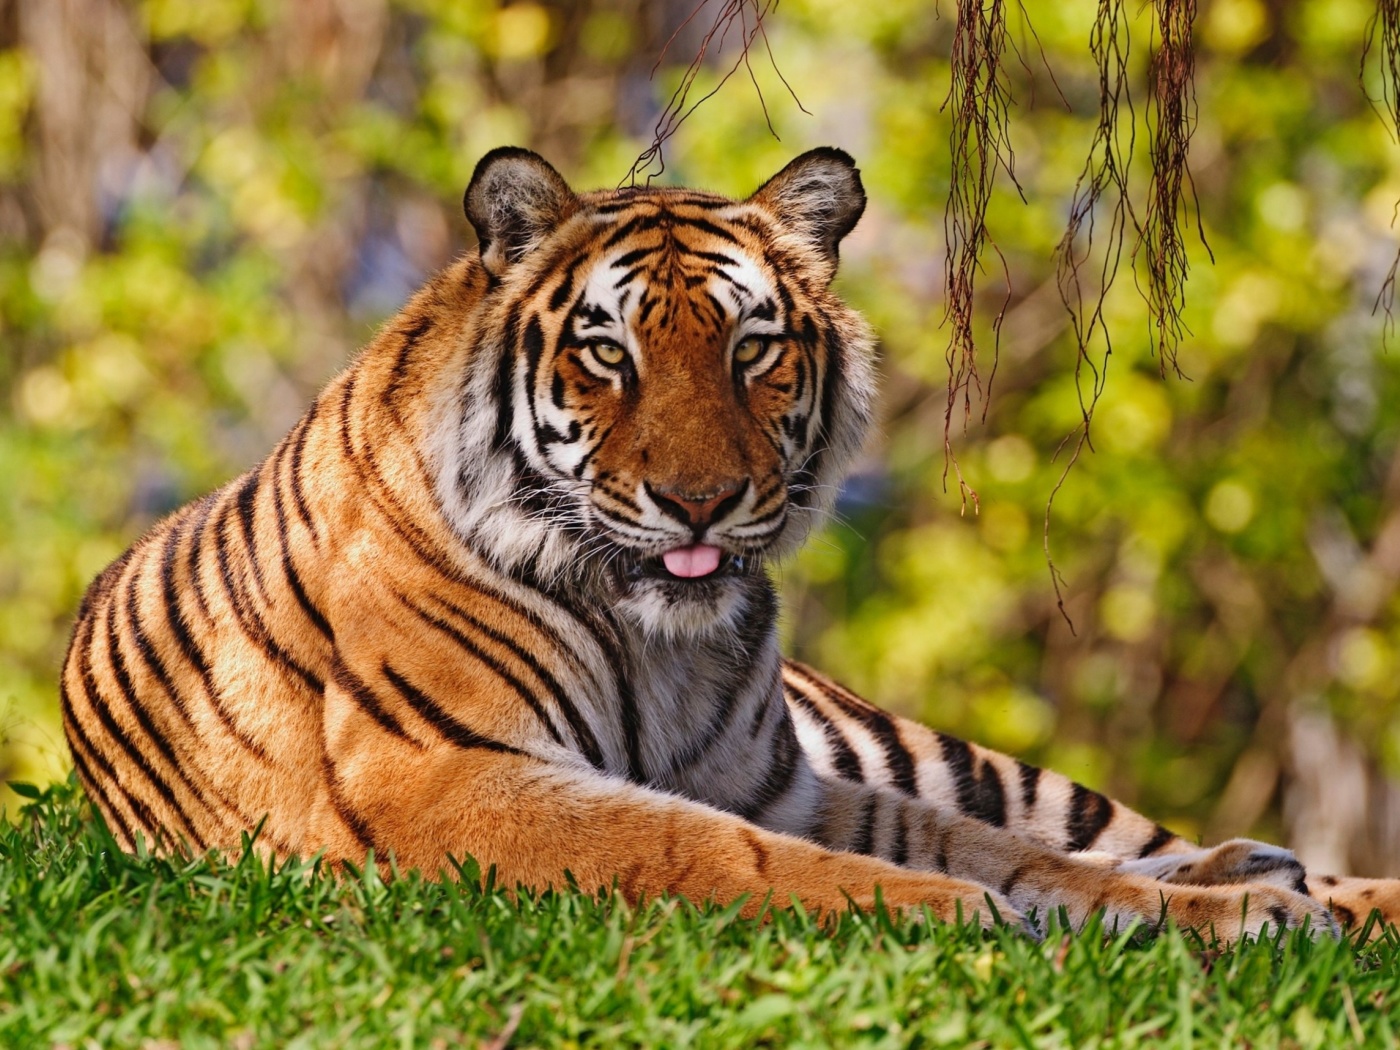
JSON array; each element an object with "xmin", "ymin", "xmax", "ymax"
[{"xmin": 3, "ymin": 0, "xmax": 1400, "ymax": 871}]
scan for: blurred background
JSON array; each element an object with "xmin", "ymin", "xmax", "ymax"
[{"xmin": 3, "ymin": 0, "xmax": 1400, "ymax": 876}]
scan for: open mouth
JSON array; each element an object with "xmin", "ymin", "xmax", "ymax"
[{"xmin": 621, "ymin": 543, "xmax": 755, "ymax": 582}]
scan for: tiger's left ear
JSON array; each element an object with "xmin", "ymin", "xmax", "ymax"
[
  {"xmin": 465, "ymin": 147, "xmax": 580, "ymax": 277},
  {"xmin": 748, "ymin": 148, "xmax": 866, "ymax": 275}
]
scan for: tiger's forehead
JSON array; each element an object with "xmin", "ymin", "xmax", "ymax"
[
  {"xmin": 577, "ymin": 185, "xmax": 739, "ymax": 212},
  {"xmin": 557, "ymin": 200, "xmax": 783, "ymax": 337}
]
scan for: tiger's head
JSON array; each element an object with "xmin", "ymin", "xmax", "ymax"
[{"xmin": 442, "ymin": 148, "xmax": 876, "ymax": 636}]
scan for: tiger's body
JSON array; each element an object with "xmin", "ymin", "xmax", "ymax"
[{"xmin": 63, "ymin": 148, "xmax": 1399, "ymax": 938}]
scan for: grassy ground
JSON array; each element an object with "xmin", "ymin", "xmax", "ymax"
[{"xmin": 2, "ymin": 781, "xmax": 1399, "ymax": 1049}]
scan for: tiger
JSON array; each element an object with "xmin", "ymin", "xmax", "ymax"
[{"xmin": 61, "ymin": 146, "xmax": 1400, "ymax": 940}]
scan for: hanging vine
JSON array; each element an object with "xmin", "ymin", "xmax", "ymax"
[
  {"xmin": 1364, "ymin": 0, "xmax": 1400, "ymax": 342},
  {"xmin": 1047, "ymin": 0, "xmax": 1137, "ymax": 630},
  {"xmin": 1138, "ymin": 0, "xmax": 1206, "ymax": 378},
  {"xmin": 940, "ymin": 0, "xmax": 1026, "ymax": 513},
  {"xmin": 624, "ymin": 0, "xmax": 804, "ymax": 186}
]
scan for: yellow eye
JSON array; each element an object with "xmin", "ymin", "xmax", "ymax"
[
  {"xmin": 734, "ymin": 337, "xmax": 766, "ymax": 366},
  {"xmin": 591, "ymin": 342, "xmax": 626, "ymax": 367}
]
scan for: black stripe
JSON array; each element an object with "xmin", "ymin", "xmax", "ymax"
[
  {"xmin": 270, "ymin": 435, "xmax": 335, "ymax": 642},
  {"xmin": 596, "ymin": 479, "xmax": 640, "ymax": 510},
  {"xmin": 1017, "ymin": 760, "xmax": 1041, "ymax": 808},
  {"xmin": 932, "ymin": 822, "xmax": 950, "ymax": 873},
  {"xmin": 547, "ymin": 266, "xmax": 577, "ymax": 312},
  {"xmin": 849, "ymin": 793, "xmax": 880, "ymax": 856},
  {"xmin": 700, "ymin": 290, "xmax": 728, "ymax": 332},
  {"xmin": 321, "ymin": 754, "xmax": 375, "ymax": 852},
  {"xmin": 332, "ymin": 376, "xmax": 465, "ymax": 583},
  {"xmin": 212, "ymin": 497, "xmax": 324, "ymax": 694},
  {"xmin": 739, "ymin": 499, "xmax": 787, "ymax": 530},
  {"xmin": 430, "ymin": 595, "xmax": 604, "ymax": 768},
  {"xmin": 492, "ymin": 308, "xmax": 521, "ymax": 450},
  {"xmin": 385, "ymin": 314, "xmax": 434, "ymax": 411},
  {"xmin": 785, "ymin": 687, "xmax": 863, "ymax": 782},
  {"xmin": 338, "ymin": 375, "xmax": 358, "ymax": 462},
  {"xmin": 569, "ymin": 602, "xmax": 632, "ymax": 719},
  {"xmin": 787, "ymin": 328, "xmax": 831, "ymax": 513},
  {"xmin": 233, "ymin": 470, "xmax": 270, "ymax": 602},
  {"xmin": 287, "ymin": 402, "xmax": 321, "ymax": 544},
  {"xmin": 66, "ymin": 728, "xmax": 128, "ymax": 838},
  {"xmin": 787, "ymin": 665, "xmax": 915, "ymax": 794},
  {"xmin": 1000, "ymin": 863, "xmax": 1029, "ymax": 897},
  {"xmin": 493, "ymin": 556, "xmax": 630, "ymax": 734},
  {"xmin": 106, "ymin": 594, "xmax": 220, "ymax": 842},
  {"xmin": 571, "ymin": 422, "xmax": 612, "ymax": 479},
  {"xmin": 889, "ymin": 801, "xmax": 910, "ymax": 867},
  {"xmin": 936, "ymin": 734, "xmax": 1008, "ymax": 828},
  {"xmin": 611, "ymin": 245, "xmax": 658, "ymax": 269},
  {"xmin": 63, "ymin": 684, "xmax": 139, "ymax": 847},
  {"xmin": 124, "ymin": 546, "xmax": 195, "ymax": 727},
  {"xmin": 120, "ymin": 562, "xmax": 249, "ymax": 825},
  {"xmin": 521, "ymin": 316, "xmax": 548, "ymax": 451},
  {"xmin": 682, "ymin": 248, "xmax": 739, "ymax": 268},
  {"xmin": 538, "ymin": 419, "xmax": 581, "ymax": 446},
  {"xmin": 162, "ymin": 508, "xmax": 216, "ymax": 692},
  {"xmin": 612, "ymin": 264, "xmax": 647, "ymax": 289},
  {"xmin": 380, "ymin": 663, "xmax": 525, "ymax": 755},
  {"xmin": 736, "ymin": 714, "xmax": 802, "ymax": 822},
  {"xmin": 332, "ymin": 662, "xmax": 418, "ymax": 743},
  {"xmin": 1065, "ymin": 783, "xmax": 1114, "ymax": 852},
  {"xmin": 358, "ymin": 470, "xmax": 612, "ymax": 710},
  {"xmin": 184, "ymin": 491, "xmax": 217, "ymax": 621},
  {"xmin": 750, "ymin": 686, "xmax": 774, "ymax": 737},
  {"xmin": 401, "ymin": 597, "xmax": 565, "ymax": 746},
  {"xmin": 77, "ymin": 613, "xmax": 205, "ymax": 847},
  {"xmin": 602, "ymin": 212, "xmax": 664, "ymax": 249},
  {"xmin": 616, "ymin": 669, "xmax": 645, "ymax": 783},
  {"xmin": 1138, "ymin": 824, "xmax": 1176, "ymax": 858},
  {"xmin": 703, "ymin": 267, "xmax": 747, "ymax": 296},
  {"xmin": 161, "ymin": 505, "xmax": 272, "ymax": 762},
  {"xmin": 673, "ymin": 215, "xmax": 741, "ymax": 245},
  {"xmin": 73, "ymin": 545, "xmax": 135, "ymax": 625}
]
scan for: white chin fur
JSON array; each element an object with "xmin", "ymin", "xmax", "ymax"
[{"xmin": 615, "ymin": 576, "xmax": 752, "ymax": 638}]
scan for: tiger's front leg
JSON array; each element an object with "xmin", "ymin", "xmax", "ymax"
[{"xmin": 315, "ymin": 666, "xmax": 1026, "ymax": 931}]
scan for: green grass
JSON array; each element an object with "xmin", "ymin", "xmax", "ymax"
[{"xmin": 2, "ymin": 781, "xmax": 1399, "ymax": 1049}]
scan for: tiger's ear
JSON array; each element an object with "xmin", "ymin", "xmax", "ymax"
[
  {"xmin": 465, "ymin": 147, "xmax": 579, "ymax": 277},
  {"xmin": 748, "ymin": 148, "xmax": 866, "ymax": 273}
]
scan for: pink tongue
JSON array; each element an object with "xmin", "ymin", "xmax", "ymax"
[{"xmin": 662, "ymin": 544, "xmax": 722, "ymax": 579}]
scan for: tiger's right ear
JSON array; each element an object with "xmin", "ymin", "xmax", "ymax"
[
  {"xmin": 748, "ymin": 148, "xmax": 865, "ymax": 275},
  {"xmin": 465, "ymin": 147, "xmax": 579, "ymax": 277}
]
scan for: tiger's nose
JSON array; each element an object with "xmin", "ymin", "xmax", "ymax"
[{"xmin": 646, "ymin": 479, "xmax": 748, "ymax": 532}]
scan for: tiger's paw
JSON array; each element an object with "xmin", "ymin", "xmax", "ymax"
[
  {"xmin": 1115, "ymin": 839, "xmax": 1308, "ymax": 895},
  {"xmin": 1308, "ymin": 875, "xmax": 1400, "ymax": 942},
  {"xmin": 947, "ymin": 888, "xmax": 1035, "ymax": 937},
  {"xmin": 1141, "ymin": 880, "xmax": 1339, "ymax": 942},
  {"xmin": 909, "ymin": 881, "xmax": 1034, "ymax": 938}
]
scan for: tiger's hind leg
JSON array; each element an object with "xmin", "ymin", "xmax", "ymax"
[
  {"xmin": 1306, "ymin": 876, "xmax": 1400, "ymax": 940},
  {"xmin": 782, "ymin": 661, "xmax": 1398, "ymax": 934},
  {"xmin": 1114, "ymin": 846, "xmax": 1400, "ymax": 940}
]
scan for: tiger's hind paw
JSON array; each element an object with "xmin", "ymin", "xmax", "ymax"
[
  {"xmin": 1308, "ymin": 875, "xmax": 1400, "ymax": 942},
  {"xmin": 1150, "ymin": 882, "xmax": 1340, "ymax": 942},
  {"xmin": 1116, "ymin": 839, "xmax": 1308, "ymax": 895}
]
